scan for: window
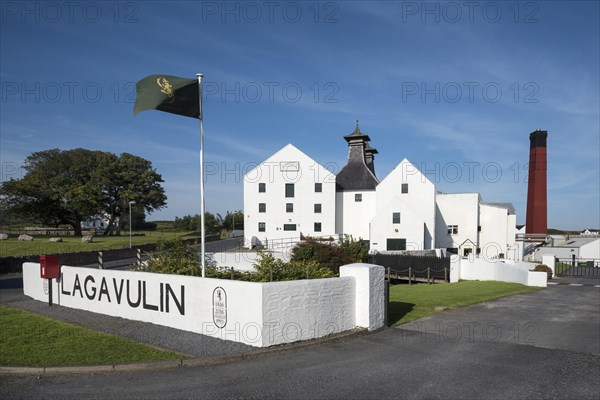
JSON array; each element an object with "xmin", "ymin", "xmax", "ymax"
[
  {"xmin": 285, "ymin": 183, "xmax": 295, "ymax": 198},
  {"xmin": 464, "ymin": 248, "xmax": 472, "ymax": 256},
  {"xmin": 258, "ymin": 203, "xmax": 266, "ymax": 213},
  {"xmin": 478, "ymin": 226, "xmax": 482, "ymax": 232},
  {"xmin": 314, "ymin": 222, "xmax": 322, "ymax": 232},
  {"xmin": 258, "ymin": 183, "xmax": 266, "ymax": 193},
  {"xmin": 283, "ymin": 224, "xmax": 296, "ymax": 231},
  {"xmin": 387, "ymin": 238, "xmax": 406, "ymax": 251},
  {"xmin": 286, "ymin": 203, "xmax": 294, "ymax": 213},
  {"xmin": 315, "ymin": 183, "xmax": 322, "ymax": 192},
  {"xmin": 355, "ymin": 193, "xmax": 362, "ymax": 202},
  {"xmin": 392, "ymin": 212, "xmax": 400, "ymax": 224},
  {"xmin": 314, "ymin": 203, "xmax": 322, "ymax": 213},
  {"xmin": 447, "ymin": 225, "xmax": 459, "ymax": 235},
  {"xmin": 258, "ymin": 222, "xmax": 266, "ymax": 232},
  {"xmin": 401, "ymin": 183, "xmax": 408, "ymax": 194}
]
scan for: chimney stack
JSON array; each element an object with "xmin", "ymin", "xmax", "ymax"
[{"xmin": 525, "ymin": 129, "xmax": 548, "ymax": 234}]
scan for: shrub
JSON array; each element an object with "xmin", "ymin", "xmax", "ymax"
[
  {"xmin": 253, "ymin": 252, "xmax": 334, "ymax": 282},
  {"xmin": 290, "ymin": 235, "xmax": 368, "ymax": 274},
  {"xmin": 531, "ymin": 264, "xmax": 553, "ymax": 279}
]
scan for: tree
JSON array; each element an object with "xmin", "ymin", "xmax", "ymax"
[
  {"xmin": 0, "ymin": 149, "xmax": 166, "ymax": 236},
  {"xmin": 222, "ymin": 210, "xmax": 244, "ymax": 231}
]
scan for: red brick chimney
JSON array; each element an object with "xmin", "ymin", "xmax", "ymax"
[{"xmin": 525, "ymin": 129, "xmax": 548, "ymax": 234}]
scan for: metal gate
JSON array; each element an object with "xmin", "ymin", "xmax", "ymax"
[{"xmin": 555, "ymin": 258, "xmax": 600, "ymax": 278}]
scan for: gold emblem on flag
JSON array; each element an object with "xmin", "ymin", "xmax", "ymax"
[{"xmin": 156, "ymin": 77, "xmax": 175, "ymax": 103}]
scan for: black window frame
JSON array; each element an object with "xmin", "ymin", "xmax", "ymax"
[
  {"xmin": 355, "ymin": 193, "xmax": 362, "ymax": 202},
  {"xmin": 314, "ymin": 203, "xmax": 322, "ymax": 213},
  {"xmin": 258, "ymin": 222, "xmax": 266, "ymax": 232},
  {"xmin": 258, "ymin": 183, "xmax": 266, "ymax": 193},
  {"xmin": 283, "ymin": 224, "xmax": 296, "ymax": 231},
  {"xmin": 286, "ymin": 203, "xmax": 294, "ymax": 213},
  {"xmin": 401, "ymin": 183, "xmax": 408, "ymax": 194},
  {"xmin": 314, "ymin": 183, "xmax": 322, "ymax": 193},
  {"xmin": 258, "ymin": 203, "xmax": 266, "ymax": 213},
  {"xmin": 392, "ymin": 212, "xmax": 401, "ymax": 224},
  {"xmin": 314, "ymin": 222, "xmax": 322, "ymax": 232}
]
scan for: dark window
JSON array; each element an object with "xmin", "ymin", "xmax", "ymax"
[
  {"xmin": 464, "ymin": 248, "xmax": 472, "ymax": 256},
  {"xmin": 283, "ymin": 224, "xmax": 296, "ymax": 231},
  {"xmin": 314, "ymin": 204, "xmax": 321, "ymax": 213},
  {"xmin": 355, "ymin": 193, "xmax": 362, "ymax": 202},
  {"xmin": 259, "ymin": 183, "xmax": 266, "ymax": 193},
  {"xmin": 478, "ymin": 225, "xmax": 482, "ymax": 232},
  {"xmin": 258, "ymin": 222, "xmax": 265, "ymax": 232},
  {"xmin": 285, "ymin": 183, "xmax": 294, "ymax": 198},
  {"xmin": 315, "ymin": 183, "xmax": 322, "ymax": 192},
  {"xmin": 392, "ymin": 212, "xmax": 400, "ymax": 224},
  {"xmin": 387, "ymin": 238, "xmax": 406, "ymax": 251},
  {"xmin": 314, "ymin": 222, "xmax": 322, "ymax": 232},
  {"xmin": 447, "ymin": 225, "xmax": 458, "ymax": 235},
  {"xmin": 258, "ymin": 203, "xmax": 266, "ymax": 213},
  {"xmin": 286, "ymin": 203, "xmax": 293, "ymax": 213},
  {"xmin": 476, "ymin": 248, "xmax": 481, "ymax": 255},
  {"xmin": 401, "ymin": 183, "xmax": 408, "ymax": 194},
  {"xmin": 447, "ymin": 247, "xmax": 458, "ymax": 255}
]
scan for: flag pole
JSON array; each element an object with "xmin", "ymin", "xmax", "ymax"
[{"xmin": 197, "ymin": 73, "xmax": 206, "ymax": 278}]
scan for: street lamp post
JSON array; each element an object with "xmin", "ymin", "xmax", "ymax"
[{"xmin": 129, "ymin": 201, "xmax": 136, "ymax": 249}]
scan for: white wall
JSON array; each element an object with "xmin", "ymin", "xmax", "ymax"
[
  {"xmin": 449, "ymin": 256, "xmax": 546, "ymax": 287},
  {"xmin": 336, "ymin": 190, "xmax": 376, "ymax": 241},
  {"xmin": 244, "ymin": 144, "xmax": 336, "ymax": 247},
  {"xmin": 435, "ymin": 193, "xmax": 480, "ymax": 253},
  {"xmin": 480, "ymin": 204, "xmax": 509, "ymax": 259},
  {"xmin": 376, "ymin": 159, "xmax": 436, "ymax": 249},
  {"xmin": 580, "ymin": 240, "xmax": 600, "ymax": 260},
  {"xmin": 23, "ymin": 262, "xmax": 385, "ymax": 347},
  {"xmin": 369, "ymin": 196, "xmax": 425, "ymax": 252}
]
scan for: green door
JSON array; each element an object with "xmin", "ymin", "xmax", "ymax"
[{"xmin": 387, "ymin": 238, "xmax": 406, "ymax": 251}]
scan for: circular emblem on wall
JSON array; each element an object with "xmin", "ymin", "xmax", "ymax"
[{"xmin": 212, "ymin": 287, "xmax": 227, "ymax": 329}]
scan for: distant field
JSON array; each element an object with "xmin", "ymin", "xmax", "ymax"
[{"xmin": 0, "ymin": 230, "xmax": 199, "ymax": 258}]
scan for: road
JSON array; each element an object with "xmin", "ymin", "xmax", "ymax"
[{"xmin": 1, "ymin": 280, "xmax": 598, "ymax": 399}]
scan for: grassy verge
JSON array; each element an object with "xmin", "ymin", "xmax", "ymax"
[
  {"xmin": 0, "ymin": 305, "xmax": 183, "ymax": 366},
  {"xmin": 0, "ymin": 230, "xmax": 199, "ymax": 258},
  {"xmin": 389, "ymin": 281, "xmax": 542, "ymax": 326}
]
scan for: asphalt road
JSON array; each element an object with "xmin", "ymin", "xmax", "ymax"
[{"xmin": 1, "ymin": 278, "xmax": 599, "ymax": 399}]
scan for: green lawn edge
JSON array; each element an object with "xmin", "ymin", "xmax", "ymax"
[
  {"xmin": 0, "ymin": 305, "xmax": 183, "ymax": 367},
  {"xmin": 389, "ymin": 280, "xmax": 543, "ymax": 326}
]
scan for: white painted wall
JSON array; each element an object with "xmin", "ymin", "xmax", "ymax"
[
  {"xmin": 340, "ymin": 263, "xmax": 385, "ymax": 331},
  {"xmin": 449, "ymin": 256, "xmax": 546, "ymax": 287},
  {"xmin": 23, "ymin": 262, "xmax": 385, "ymax": 347},
  {"xmin": 244, "ymin": 144, "xmax": 336, "ymax": 247},
  {"xmin": 376, "ymin": 159, "xmax": 436, "ymax": 249},
  {"xmin": 435, "ymin": 193, "xmax": 480, "ymax": 253},
  {"xmin": 369, "ymin": 196, "xmax": 425, "ymax": 252},
  {"xmin": 336, "ymin": 190, "xmax": 376, "ymax": 241},
  {"xmin": 480, "ymin": 204, "xmax": 509, "ymax": 259}
]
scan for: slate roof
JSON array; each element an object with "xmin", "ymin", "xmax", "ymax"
[{"xmin": 336, "ymin": 122, "xmax": 378, "ymax": 191}]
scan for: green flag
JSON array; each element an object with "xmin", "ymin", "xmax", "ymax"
[{"xmin": 134, "ymin": 75, "xmax": 200, "ymax": 119}]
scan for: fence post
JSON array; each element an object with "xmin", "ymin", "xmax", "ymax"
[
  {"xmin": 270, "ymin": 265, "xmax": 273, "ymax": 282},
  {"xmin": 387, "ymin": 266, "xmax": 390, "ymax": 281},
  {"xmin": 427, "ymin": 267, "xmax": 431, "ymax": 285},
  {"xmin": 408, "ymin": 267, "xmax": 412, "ymax": 285},
  {"xmin": 444, "ymin": 267, "xmax": 448, "ymax": 282},
  {"xmin": 231, "ymin": 267, "xmax": 234, "ymax": 280},
  {"xmin": 98, "ymin": 251, "xmax": 103, "ymax": 269},
  {"xmin": 306, "ymin": 264, "xmax": 309, "ymax": 279},
  {"xmin": 136, "ymin": 248, "xmax": 141, "ymax": 265}
]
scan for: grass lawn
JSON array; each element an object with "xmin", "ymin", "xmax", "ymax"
[
  {"xmin": 0, "ymin": 305, "xmax": 183, "ymax": 366},
  {"xmin": 388, "ymin": 281, "xmax": 542, "ymax": 326},
  {"xmin": 0, "ymin": 230, "xmax": 199, "ymax": 258}
]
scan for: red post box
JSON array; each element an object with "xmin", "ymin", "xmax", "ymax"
[{"xmin": 40, "ymin": 255, "xmax": 60, "ymax": 279}]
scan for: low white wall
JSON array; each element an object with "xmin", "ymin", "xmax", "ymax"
[
  {"xmin": 450, "ymin": 257, "xmax": 546, "ymax": 287},
  {"xmin": 210, "ymin": 252, "xmax": 258, "ymax": 272},
  {"xmin": 22, "ymin": 262, "xmax": 384, "ymax": 347}
]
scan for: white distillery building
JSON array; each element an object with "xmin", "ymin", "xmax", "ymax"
[{"xmin": 244, "ymin": 124, "xmax": 517, "ymax": 259}]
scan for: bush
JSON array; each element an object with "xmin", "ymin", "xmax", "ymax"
[
  {"xmin": 252, "ymin": 252, "xmax": 334, "ymax": 282},
  {"xmin": 140, "ymin": 239, "xmax": 333, "ymax": 281},
  {"xmin": 531, "ymin": 264, "xmax": 553, "ymax": 279},
  {"xmin": 290, "ymin": 235, "xmax": 368, "ymax": 274}
]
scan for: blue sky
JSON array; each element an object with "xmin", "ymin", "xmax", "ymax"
[{"xmin": 1, "ymin": 0, "xmax": 598, "ymax": 230}]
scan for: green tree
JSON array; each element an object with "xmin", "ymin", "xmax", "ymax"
[
  {"xmin": 222, "ymin": 210, "xmax": 244, "ymax": 231},
  {"xmin": 0, "ymin": 149, "xmax": 166, "ymax": 236}
]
